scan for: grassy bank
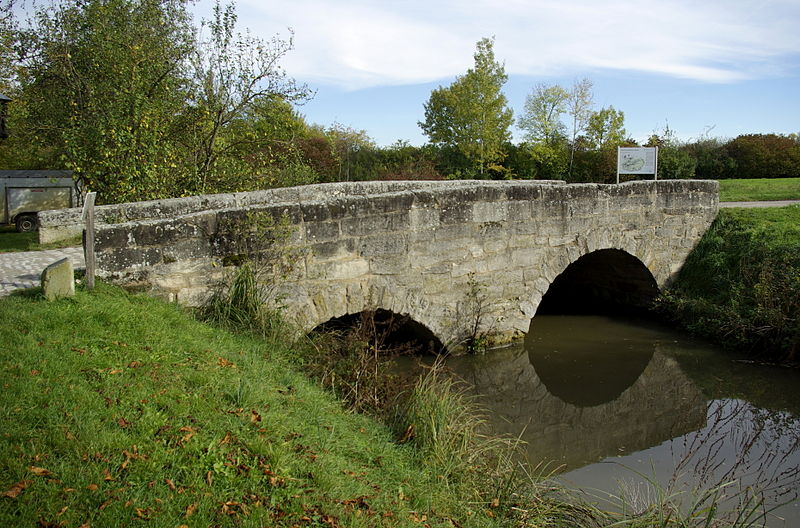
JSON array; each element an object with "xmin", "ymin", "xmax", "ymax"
[
  {"xmin": 718, "ymin": 177, "xmax": 800, "ymax": 202},
  {"xmin": 0, "ymin": 283, "xmax": 580, "ymax": 527},
  {"xmin": 658, "ymin": 206, "xmax": 800, "ymax": 362}
]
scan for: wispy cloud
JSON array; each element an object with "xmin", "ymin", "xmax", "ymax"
[{"xmin": 214, "ymin": 0, "xmax": 800, "ymax": 89}]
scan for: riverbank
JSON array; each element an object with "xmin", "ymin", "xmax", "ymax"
[
  {"xmin": 0, "ymin": 282, "xmax": 585, "ymax": 527},
  {"xmin": 657, "ymin": 205, "xmax": 800, "ymax": 363}
]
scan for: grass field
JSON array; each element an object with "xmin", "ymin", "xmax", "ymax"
[{"xmin": 718, "ymin": 177, "xmax": 800, "ymax": 202}]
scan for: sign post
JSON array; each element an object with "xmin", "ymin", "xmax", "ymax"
[
  {"xmin": 81, "ymin": 192, "xmax": 97, "ymax": 290},
  {"xmin": 617, "ymin": 147, "xmax": 658, "ymax": 184}
]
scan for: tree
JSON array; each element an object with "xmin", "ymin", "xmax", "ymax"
[
  {"xmin": 419, "ymin": 37, "xmax": 513, "ymax": 177},
  {"xmin": 645, "ymin": 127, "xmax": 696, "ymax": 179},
  {"xmin": 10, "ymin": 0, "xmax": 195, "ymax": 201},
  {"xmin": 725, "ymin": 134, "xmax": 800, "ymax": 179},
  {"xmin": 518, "ymin": 83, "xmax": 568, "ymax": 145},
  {"xmin": 566, "ymin": 77, "xmax": 594, "ymax": 178},
  {"xmin": 586, "ymin": 106, "xmax": 626, "ymax": 149},
  {"xmin": 180, "ymin": 0, "xmax": 312, "ymax": 194}
]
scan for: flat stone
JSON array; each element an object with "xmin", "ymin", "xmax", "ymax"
[{"xmin": 41, "ymin": 257, "xmax": 75, "ymax": 300}]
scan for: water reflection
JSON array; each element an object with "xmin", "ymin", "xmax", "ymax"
[
  {"xmin": 446, "ymin": 316, "xmax": 707, "ymax": 470},
  {"xmin": 444, "ymin": 315, "xmax": 800, "ymax": 526}
]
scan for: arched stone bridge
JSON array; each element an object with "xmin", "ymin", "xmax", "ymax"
[{"xmin": 40, "ymin": 179, "xmax": 718, "ymax": 349}]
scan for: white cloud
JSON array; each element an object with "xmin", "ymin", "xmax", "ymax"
[{"xmin": 206, "ymin": 0, "xmax": 800, "ymax": 89}]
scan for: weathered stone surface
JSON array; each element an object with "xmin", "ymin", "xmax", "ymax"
[
  {"xmin": 41, "ymin": 257, "xmax": 74, "ymax": 300},
  {"xmin": 74, "ymin": 179, "xmax": 717, "ymax": 350}
]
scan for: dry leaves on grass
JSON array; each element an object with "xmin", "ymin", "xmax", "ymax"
[{"xmin": 3, "ymin": 480, "xmax": 32, "ymax": 498}]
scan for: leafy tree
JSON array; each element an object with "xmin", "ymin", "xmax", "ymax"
[
  {"xmin": 419, "ymin": 37, "xmax": 513, "ymax": 177},
  {"xmin": 586, "ymin": 106, "xmax": 626, "ymax": 149},
  {"xmin": 725, "ymin": 134, "xmax": 800, "ymax": 179},
  {"xmin": 11, "ymin": 0, "xmax": 195, "ymax": 202},
  {"xmin": 646, "ymin": 128, "xmax": 696, "ymax": 179},
  {"xmin": 518, "ymin": 83, "xmax": 568, "ymax": 145}
]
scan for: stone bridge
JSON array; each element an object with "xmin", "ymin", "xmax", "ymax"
[{"xmin": 39, "ymin": 179, "xmax": 718, "ymax": 349}]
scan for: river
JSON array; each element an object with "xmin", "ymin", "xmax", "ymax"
[{"xmin": 442, "ymin": 315, "xmax": 800, "ymax": 527}]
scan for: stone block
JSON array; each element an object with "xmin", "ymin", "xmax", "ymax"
[{"xmin": 41, "ymin": 257, "xmax": 75, "ymax": 300}]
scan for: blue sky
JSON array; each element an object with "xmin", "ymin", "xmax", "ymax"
[{"xmin": 196, "ymin": 1, "xmax": 796, "ymax": 145}]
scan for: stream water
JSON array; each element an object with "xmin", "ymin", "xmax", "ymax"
[{"xmin": 443, "ymin": 315, "xmax": 800, "ymax": 526}]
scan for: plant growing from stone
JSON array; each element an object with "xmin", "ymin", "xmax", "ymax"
[{"xmin": 202, "ymin": 209, "xmax": 300, "ymax": 337}]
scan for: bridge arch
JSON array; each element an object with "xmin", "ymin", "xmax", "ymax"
[{"xmin": 535, "ymin": 248, "xmax": 659, "ymax": 316}]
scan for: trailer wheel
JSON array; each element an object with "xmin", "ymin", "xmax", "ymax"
[{"xmin": 15, "ymin": 214, "xmax": 38, "ymax": 233}]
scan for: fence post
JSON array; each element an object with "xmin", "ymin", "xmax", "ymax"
[{"xmin": 82, "ymin": 192, "xmax": 97, "ymax": 290}]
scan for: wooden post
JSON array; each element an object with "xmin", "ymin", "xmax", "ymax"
[{"xmin": 82, "ymin": 192, "xmax": 96, "ymax": 290}]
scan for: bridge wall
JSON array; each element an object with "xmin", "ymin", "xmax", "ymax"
[{"xmin": 90, "ymin": 180, "xmax": 718, "ymax": 348}]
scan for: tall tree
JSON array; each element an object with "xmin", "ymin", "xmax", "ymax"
[
  {"xmin": 180, "ymin": 0, "xmax": 312, "ymax": 194},
  {"xmin": 566, "ymin": 77, "xmax": 594, "ymax": 178},
  {"xmin": 14, "ymin": 0, "xmax": 195, "ymax": 202},
  {"xmin": 517, "ymin": 83, "xmax": 568, "ymax": 145},
  {"xmin": 419, "ymin": 37, "xmax": 513, "ymax": 177},
  {"xmin": 586, "ymin": 106, "xmax": 626, "ymax": 149}
]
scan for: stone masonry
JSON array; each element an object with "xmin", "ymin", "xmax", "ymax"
[{"xmin": 44, "ymin": 180, "xmax": 718, "ymax": 349}]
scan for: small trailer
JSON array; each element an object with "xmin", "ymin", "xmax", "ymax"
[{"xmin": 0, "ymin": 170, "xmax": 80, "ymax": 232}]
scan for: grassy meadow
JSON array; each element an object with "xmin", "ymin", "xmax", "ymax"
[{"xmin": 718, "ymin": 177, "xmax": 800, "ymax": 202}]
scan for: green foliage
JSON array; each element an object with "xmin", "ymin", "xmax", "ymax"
[
  {"xmin": 725, "ymin": 134, "xmax": 800, "ymax": 179},
  {"xmin": 419, "ymin": 37, "xmax": 513, "ymax": 178},
  {"xmin": 719, "ymin": 177, "xmax": 800, "ymax": 202},
  {"xmin": 11, "ymin": 0, "xmax": 194, "ymax": 201},
  {"xmin": 586, "ymin": 106, "xmax": 626, "ymax": 150},
  {"xmin": 658, "ymin": 207, "xmax": 800, "ymax": 361},
  {"xmin": 518, "ymin": 83, "xmax": 569, "ymax": 145}
]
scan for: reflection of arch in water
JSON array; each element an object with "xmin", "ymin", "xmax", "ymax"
[
  {"xmin": 447, "ymin": 325, "xmax": 707, "ymax": 471},
  {"xmin": 527, "ymin": 316, "xmax": 655, "ymax": 407},
  {"xmin": 536, "ymin": 249, "xmax": 660, "ymax": 316}
]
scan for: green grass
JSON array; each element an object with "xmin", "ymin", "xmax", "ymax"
[
  {"xmin": 0, "ymin": 225, "xmax": 82, "ymax": 253},
  {"xmin": 719, "ymin": 177, "xmax": 800, "ymax": 202},
  {"xmin": 0, "ymin": 283, "xmax": 521, "ymax": 527}
]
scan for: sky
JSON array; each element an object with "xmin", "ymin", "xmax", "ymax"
[{"xmin": 76, "ymin": 1, "xmax": 800, "ymax": 146}]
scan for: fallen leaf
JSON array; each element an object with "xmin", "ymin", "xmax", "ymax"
[
  {"xmin": 184, "ymin": 503, "xmax": 197, "ymax": 518},
  {"xmin": 29, "ymin": 466, "xmax": 52, "ymax": 477},
  {"xmin": 205, "ymin": 471, "xmax": 212, "ymax": 487},
  {"xmin": 116, "ymin": 418, "xmax": 130, "ymax": 428},
  {"xmin": 217, "ymin": 357, "xmax": 236, "ymax": 368},
  {"xmin": 86, "ymin": 484, "xmax": 98, "ymax": 491},
  {"xmin": 57, "ymin": 506, "xmax": 69, "ymax": 516},
  {"xmin": 103, "ymin": 468, "xmax": 115, "ymax": 481},
  {"xmin": 65, "ymin": 431, "xmax": 76, "ymax": 441},
  {"xmin": 108, "ymin": 370, "xmax": 123, "ymax": 375},
  {"xmin": 219, "ymin": 432, "xmax": 232, "ymax": 445},
  {"xmin": 165, "ymin": 479, "xmax": 176, "ymax": 491},
  {"xmin": 3, "ymin": 480, "xmax": 32, "ymax": 498},
  {"xmin": 250, "ymin": 410, "xmax": 261, "ymax": 424},
  {"xmin": 30, "ymin": 369, "xmax": 40, "ymax": 376},
  {"xmin": 127, "ymin": 361, "xmax": 142, "ymax": 368}
]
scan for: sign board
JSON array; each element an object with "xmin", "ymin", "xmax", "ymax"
[
  {"xmin": 617, "ymin": 146, "xmax": 658, "ymax": 184},
  {"xmin": 618, "ymin": 147, "xmax": 658, "ymax": 175}
]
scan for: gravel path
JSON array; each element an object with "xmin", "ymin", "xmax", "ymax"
[
  {"xmin": 0, "ymin": 247, "xmax": 85, "ymax": 296},
  {"xmin": 720, "ymin": 200, "xmax": 800, "ymax": 208}
]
